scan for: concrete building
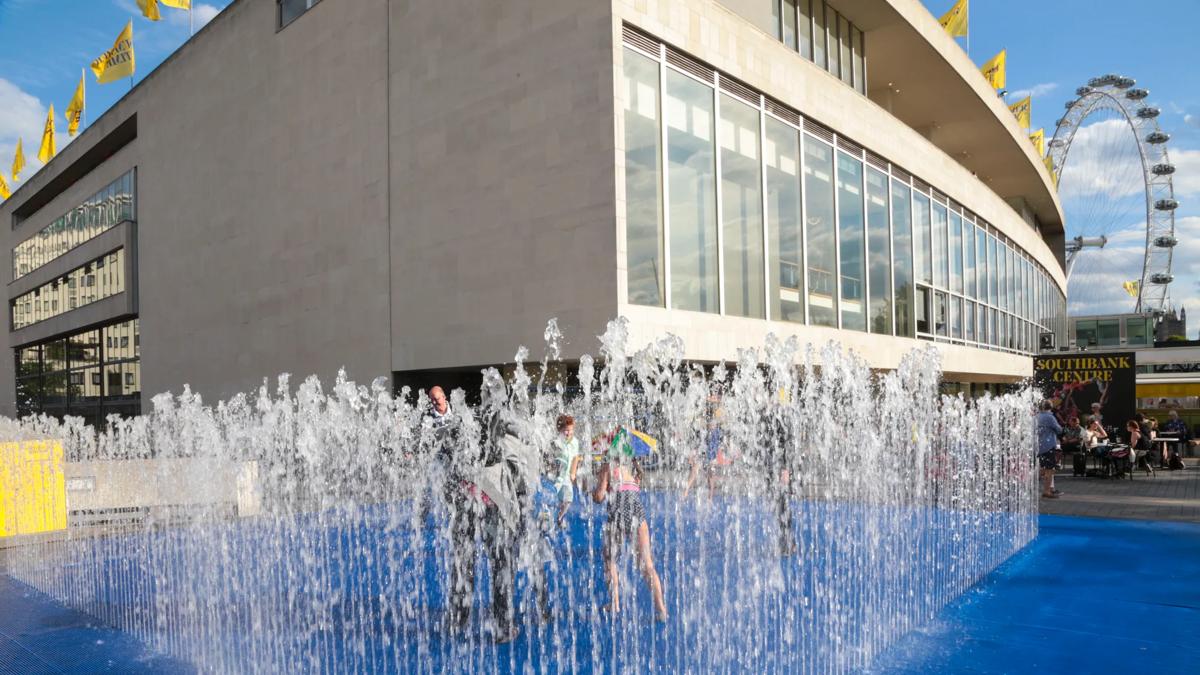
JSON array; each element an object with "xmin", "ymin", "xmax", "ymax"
[{"xmin": 1, "ymin": 0, "xmax": 1067, "ymax": 423}]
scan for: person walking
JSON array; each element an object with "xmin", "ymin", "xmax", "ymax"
[
  {"xmin": 592, "ymin": 432, "xmax": 668, "ymax": 622},
  {"xmin": 1035, "ymin": 400, "xmax": 1062, "ymax": 499}
]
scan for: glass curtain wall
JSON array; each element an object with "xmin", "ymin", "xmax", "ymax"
[
  {"xmin": 765, "ymin": 117, "xmax": 804, "ymax": 323},
  {"xmin": 13, "ymin": 170, "xmax": 135, "ymax": 281},
  {"xmin": 866, "ymin": 168, "xmax": 891, "ymax": 335},
  {"xmin": 623, "ymin": 50, "xmax": 664, "ymax": 307},
  {"xmin": 890, "ymin": 180, "xmax": 913, "ymax": 337},
  {"xmin": 837, "ymin": 151, "xmax": 866, "ymax": 331},
  {"xmin": 14, "ymin": 318, "xmax": 140, "ymax": 425},
  {"xmin": 720, "ymin": 94, "xmax": 766, "ymax": 318},
  {"xmin": 805, "ymin": 137, "xmax": 837, "ymax": 327},
  {"xmin": 666, "ymin": 69, "xmax": 719, "ymax": 313},
  {"xmin": 618, "ymin": 38, "xmax": 1066, "ymax": 353}
]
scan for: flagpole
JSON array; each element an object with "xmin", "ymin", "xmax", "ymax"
[{"xmin": 190, "ymin": 5, "xmax": 194, "ymax": 36}]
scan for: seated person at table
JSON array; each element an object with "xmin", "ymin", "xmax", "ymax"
[
  {"xmin": 1162, "ymin": 410, "xmax": 1188, "ymax": 462},
  {"xmin": 1086, "ymin": 418, "xmax": 1108, "ymax": 449},
  {"xmin": 1061, "ymin": 417, "xmax": 1087, "ymax": 455}
]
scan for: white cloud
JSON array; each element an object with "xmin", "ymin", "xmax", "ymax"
[
  {"xmin": 193, "ymin": 4, "xmax": 220, "ymax": 27},
  {"xmin": 0, "ymin": 77, "xmax": 48, "ymax": 181},
  {"xmin": 1068, "ymin": 215, "xmax": 1200, "ymax": 323},
  {"xmin": 1007, "ymin": 82, "xmax": 1058, "ymax": 100}
]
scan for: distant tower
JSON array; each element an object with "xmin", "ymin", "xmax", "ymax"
[{"xmin": 1155, "ymin": 307, "xmax": 1187, "ymax": 342}]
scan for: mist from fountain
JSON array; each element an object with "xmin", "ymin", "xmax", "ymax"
[{"xmin": 1, "ymin": 318, "xmax": 1038, "ymax": 672}]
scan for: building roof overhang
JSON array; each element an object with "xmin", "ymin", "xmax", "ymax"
[{"xmin": 829, "ymin": 0, "xmax": 1065, "ymax": 237}]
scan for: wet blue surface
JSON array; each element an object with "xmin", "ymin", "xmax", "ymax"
[
  {"xmin": 873, "ymin": 515, "xmax": 1200, "ymax": 674},
  {"xmin": 2, "ymin": 513, "xmax": 1196, "ymax": 673}
]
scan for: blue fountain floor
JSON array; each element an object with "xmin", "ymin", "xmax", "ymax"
[{"xmin": 2, "ymin": 514, "xmax": 1197, "ymax": 674}]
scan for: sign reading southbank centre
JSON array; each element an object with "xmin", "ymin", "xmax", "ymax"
[{"xmin": 1033, "ymin": 352, "xmax": 1136, "ymax": 427}]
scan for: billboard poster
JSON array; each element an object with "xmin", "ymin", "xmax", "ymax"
[{"xmin": 1032, "ymin": 352, "xmax": 1137, "ymax": 430}]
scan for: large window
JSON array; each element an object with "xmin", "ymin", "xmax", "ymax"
[
  {"xmin": 964, "ymin": 221, "xmax": 976, "ymax": 299},
  {"xmin": 949, "ymin": 211, "xmax": 963, "ymax": 294},
  {"xmin": 805, "ymin": 136, "xmax": 837, "ymax": 327},
  {"xmin": 890, "ymin": 180, "xmax": 913, "ymax": 337},
  {"xmin": 931, "ymin": 201, "xmax": 948, "ymax": 288},
  {"xmin": 720, "ymin": 94, "xmax": 766, "ymax": 319},
  {"xmin": 618, "ymin": 30, "xmax": 1066, "ymax": 354},
  {"xmin": 12, "ymin": 249, "xmax": 126, "ymax": 330},
  {"xmin": 12, "ymin": 170, "xmax": 134, "ymax": 281},
  {"xmin": 666, "ymin": 70, "xmax": 719, "ymax": 313},
  {"xmin": 774, "ymin": 0, "xmax": 867, "ymax": 92},
  {"xmin": 837, "ymin": 151, "xmax": 865, "ymax": 331},
  {"xmin": 912, "ymin": 192, "xmax": 931, "ymax": 286},
  {"xmin": 279, "ymin": 0, "xmax": 321, "ymax": 28},
  {"xmin": 766, "ymin": 116, "xmax": 804, "ymax": 323},
  {"xmin": 15, "ymin": 318, "xmax": 140, "ymax": 427},
  {"xmin": 623, "ymin": 50, "xmax": 664, "ymax": 307},
  {"xmin": 866, "ymin": 168, "xmax": 891, "ymax": 335}
]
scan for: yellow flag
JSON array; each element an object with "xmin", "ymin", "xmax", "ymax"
[
  {"xmin": 1009, "ymin": 95, "xmax": 1031, "ymax": 129},
  {"xmin": 12, "ymin": 138, "xmax": 25, "ymax": 181},
  {"xmin": 1029, "ymin": 128, "xmax": 1045, "ymax": 156},
  {"xmin": 980, "ymin": 50, "xmax": 1006, "ymax": 89},
  {"xmin": 37, "ymin": 105, "xmax": 56, "ymax": 163},
  {"xmin": 91, "ymin": 21, "xmax": 136, "ymax": 84},
  {"xmin": 0, "ymin": 172, "xmax": 9, "ymax": 201},
  {"xmin": 161, "ymin": 0, "xmax": 191, "ymax": 8},
  {"xmin": 939, "ymin": 0, "xmax": 969, "ymax": 38},
  {"xmin": 1043, "ymin": 155, "xmax": 1058, "ymax": 187},
  {"xmin": 66, "ymin": 71, "xmax": 85, "ymax": 137},
  {"xmin": 1123, "ymin": 281, "xmax": 1140, "ymax": 298},
  {"xmin": 136, "ymin": 0, "xmax": 161, "ymax": 21}
]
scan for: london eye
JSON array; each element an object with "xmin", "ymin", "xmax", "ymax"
[{"xmin": 1048, "ymin": 74, "xmax": 1178, "ymax": 317}]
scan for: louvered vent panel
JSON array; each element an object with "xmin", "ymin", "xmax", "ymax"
[
  {"xmin": 912, "ymin": 177, "xmax": 932, "ymax": 193},
  {"xmin": 931, "ymin": 189, "xmax": 948, "ymax": 203},
  {"xmin": 891, "ymin": 166, "xmax": 913, "ymax": 183},
  {"xmin": 764, "ymin": 99, "xmax": 800, "ymax": 126},
  {"xmin": 837, "ymin": 137, "xmax": 865, "ymax": 157},
  {"xmin": 803, "ymin": 118, "xmax": 834, "ymax": 143},
  {"xmin": 665, "ymin": 48, "xmax": 715, "ymax": 83},
  {"xmin": 865, "ymin": 151, "xmax": 888, "ymax": 171},
  {"xmin": 622, "ymin": 25, "xmax": 659, "ymax": 56},
  {"xmin": 719, "ymin": 75, "xmax": 759, "ymax": 105}
]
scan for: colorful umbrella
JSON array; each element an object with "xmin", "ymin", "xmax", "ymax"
[{"xmin": 609, "ymin": 426, "xmax": 658, "ymax": 458}]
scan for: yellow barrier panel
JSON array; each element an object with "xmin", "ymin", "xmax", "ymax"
[{"xmin": 0, "ymin": 439, "xmax": 67, "ymax": 538}]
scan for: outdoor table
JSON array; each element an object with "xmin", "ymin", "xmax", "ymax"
[{"xmin": 1151, "ymin": 437, "xmax": 1178, "ymax": 468}]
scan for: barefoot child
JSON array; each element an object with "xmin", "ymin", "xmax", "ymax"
[
  {"xmin": 552, "ymin": 415, "xmax": 582, "ymax": 525},
  {"xmin": 591, "ymin": 428, "xmax": 667, "ymax": 621}
]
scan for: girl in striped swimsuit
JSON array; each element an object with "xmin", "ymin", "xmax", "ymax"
[{"xmin": 592, "ymin": 454, "xmax": 668, "ymax": 621}]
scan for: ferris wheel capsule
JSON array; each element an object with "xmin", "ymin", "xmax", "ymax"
[
  {"xmin": 1150, "ymin": 273, "xmax": 1174, "ymax": 285},
  {"xmin": 1076, "ymin": 86, "xmax": 1093, "ymax": 96},
  {"xmin": 1152, "ymin": 163, "xmax": 1176, "ymax": 175},
  {"xmin": 1049, "ymin": 138, "xmax": 1065, "ymax": 148},
  {"xmin": 1154, "ymin": 235, "xmax": 1178, "ymax": 248},
  {"xmin": 1146, "ymin": 131, "xmax": 1170, "ymax": 144},
  {"xmin": 1137, "ymin": 107, "xmax": 1161, "ymax": 119},
  {"xmin": 1155, "ymin": 198, "xmax": 1179, "ymax": 211},
  {"xmin": 1116, "ymin": 77, "xmax": 1136, "ymax": 89},
  {"xmin": 1126, "ymin": 88, "xmax": 1150, "ymax": 100}
]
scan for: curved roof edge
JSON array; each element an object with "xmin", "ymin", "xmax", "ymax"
[{"xmin": 856, "ymin": 0, "xmax": 1064, "ymax": 238}]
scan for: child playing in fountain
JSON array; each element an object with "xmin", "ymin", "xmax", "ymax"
[
  {"xmin": 552, "ymin": 415, "xmax": 582, "ymax": 525},
  {"xmin": 591, "ymin": 429, "xmax": 668, "ymax": 621}
]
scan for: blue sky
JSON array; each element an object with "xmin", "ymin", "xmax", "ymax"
[{"xmin": 1, "ymin": 1, "xmax": 1198, "ymax": 328}]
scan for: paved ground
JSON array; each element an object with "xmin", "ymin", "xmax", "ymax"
[{"xmin": 1040, "ymin": 457, "xmax": 1200, "ymax": 522}]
